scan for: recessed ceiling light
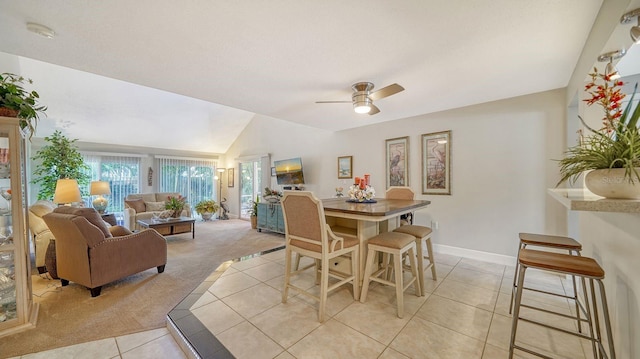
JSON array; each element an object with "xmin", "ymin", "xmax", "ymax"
[{"xmin": 26, "ymin": 22, "xmax": 55, "ymax": 39}]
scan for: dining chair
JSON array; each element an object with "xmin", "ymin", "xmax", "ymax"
[
  {"xmin": 280, "ymin": 191, "xmax": 360, "ymax": 322},
  {"xmin": 386, "ymin": 186, "xmax": 436, "ymax": 296}
]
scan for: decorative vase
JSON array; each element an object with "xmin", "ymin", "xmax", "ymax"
[
  {"xmin": 585, "ymin": 168, "xmax": 640, "ymax": 199},
  {"xmin": 172, "ymin": 209, "xmax": 182, "ymax": 218},
  {"xmin": 250, "ymin": 216, "xmax": 257, "ymax": 229},
  {"xmin": 201, "ymin": 212, "xmax": 213, "ymax": 221}
]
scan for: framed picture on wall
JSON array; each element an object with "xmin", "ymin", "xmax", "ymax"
[
  {"xmin": 337, "ymin": 156, "xmax": 352, "ymax": 179},
  {"xmin": 385, "ymin": 136, "xmax": 409, "ymax": 188},
  {"xmin": 228, "ymin": 168, "xmax": 234, "ymax": 187},
  {"xmin": 271, "ymin": 167, "xmax": 276, "ymax": 177},
  {"xmin": 421, "ymin": 130, "xmax": 451, "ymax": 195}
]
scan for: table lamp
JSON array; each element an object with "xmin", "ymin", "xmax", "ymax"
[
  {"xmin": 90, "ymin": 181, "xmax": 111, "ymax": 213},
  {"xmin": 53, "ymin": 179, "xmax": 82, "ymax": 206}
]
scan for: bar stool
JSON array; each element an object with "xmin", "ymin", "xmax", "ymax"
[
  {"xmin": 360, "ymin": 231, "xmax": 421, "ymax": 318},
  {"xmin": 509, "ymin": 233, "xmax": 583, "ymax": 331},
  {"xmin": 510, "ymin": 249, "xmax": 615, "ymax": 359},
  {"xmin": 393, "ymin": 225, "xmax": 436, "ymax": 296}
]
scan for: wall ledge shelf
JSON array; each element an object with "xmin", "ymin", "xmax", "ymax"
[{"xmin": 548, "ymin": 188, "xmax": 640, "ymax": 213}]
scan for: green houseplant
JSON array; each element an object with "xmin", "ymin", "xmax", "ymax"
[
  {"xmin": 194, "ymin": 199, "xmax": 219, "ymax": 221},
  {"xmin": 248, "ymin": 196, "xmax": 259, "ymax": 229},
  {"xmin": 557, "ymin": 68, "xmax": 640, "ymax": 198},
  {"xmin": 0, "ymin": 72, "xmax": 47, "ymax": 139},
  {"xmin": 31, "ymin": 130, "xmax": 90, "ymax": 200},
  {"xmin": 166, "ymin": 195, "xmax": 187, "ymax": 217}
]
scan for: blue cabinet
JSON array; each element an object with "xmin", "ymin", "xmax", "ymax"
[{"xmin": 257, "ymin": 203, "xmax": 284, "ymax": 234}]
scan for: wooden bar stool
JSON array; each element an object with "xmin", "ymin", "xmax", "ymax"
[
  {"xmin": 510, "ymin": 233, "xmax": 583, "ymax": 331},
  {"xmin": 510, "ymin": 249, "xmax": 615, "ymax": 359},
  {"xmin": 393, "ymin": 225, "xmax": 436, "ymax": 296},
  {"xmin": 360, "ymin": 231, "xmax": 421, "ymax": 318}
]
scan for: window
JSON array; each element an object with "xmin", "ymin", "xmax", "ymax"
[
  {"xmin": 83, "ymin": 154, "xmax": 141, "ymax": 213},
  {"xmin": 156, "ymin": 156, "xmax": 217, "ymax": 207}
]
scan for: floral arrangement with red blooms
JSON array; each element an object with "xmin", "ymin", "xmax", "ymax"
[
  {"xmin": 583, "ymin": 69, "xmax": 626, "ymax": 133},
  {"xmin": 557, "ymin": 67, "xmax": 640, "ymax": 185}
]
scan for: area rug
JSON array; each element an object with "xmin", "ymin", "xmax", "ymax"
[{"xmin": 0, "ymin": 219, "xmax": 284, "ymax": 358}]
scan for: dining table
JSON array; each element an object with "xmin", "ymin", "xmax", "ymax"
[{"xmin": 322, "ymin": 197, "xmax": 431, "ymax": 280}]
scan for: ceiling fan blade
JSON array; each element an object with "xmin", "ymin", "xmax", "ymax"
[
  {"xmin": 368, "ymin": 104, "xmax": 380, "ymax": 115},
  {"xmin": 315, "ymin": 101, "xmax": 351, "ymax": 104},
  {"xmin": 369, "ymin": 83, "xmax": 404, "ymax": 101}
]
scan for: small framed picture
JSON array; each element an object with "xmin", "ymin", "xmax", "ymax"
[
  {"xmin": 271, "ymin": 167, "xmax": 276, "ymax": 177},
  {"xmin": 228, "ymin": 168, "xmax": 235, "ymax": 187},
  {"xmin": 385, "ymin": 136, "xmax": 409, "ymax": 188},
  {"xmin": 337, "ymin": 156, "xmax": 352, "ymax": 179},
  {"xmin": 422, "ymin": 130, "xmax": 451, "ymax": 195}
]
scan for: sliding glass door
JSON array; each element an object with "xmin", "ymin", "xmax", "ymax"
[{"xmin": 239, "ymin": 161, "xmax": 261, "ymax": 219}]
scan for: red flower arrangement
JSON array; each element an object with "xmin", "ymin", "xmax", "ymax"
[{"xmin": 583, "ymin": 69, "xmax": 626, "ymax": 133}]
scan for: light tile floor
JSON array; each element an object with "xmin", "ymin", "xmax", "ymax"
[{"xmin": 14, "ymin": 249, "xmax": 596, "ymax": 359}]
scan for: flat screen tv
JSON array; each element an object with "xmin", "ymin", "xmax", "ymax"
[{"xmin": 274, "ymin": 157, "xmax": 305, "ymax": 185}]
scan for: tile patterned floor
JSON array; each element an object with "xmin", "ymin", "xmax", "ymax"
[{"xmin": 13, "ymin": 248, "xmax": 596, "ymax": 359}]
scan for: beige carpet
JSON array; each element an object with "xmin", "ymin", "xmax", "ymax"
[{"xmin": 0, "ymin": 219, "xmax": 284, "ymax": 358}]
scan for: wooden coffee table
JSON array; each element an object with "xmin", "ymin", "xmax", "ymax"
[{"xmin": 137, "ymin": 217, "xmax": 195, "ymax": 239}]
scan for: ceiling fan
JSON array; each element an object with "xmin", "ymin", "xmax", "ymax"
[{"xmin": 316, "ymin": 82, "xmax": 404, "ymax": 115}]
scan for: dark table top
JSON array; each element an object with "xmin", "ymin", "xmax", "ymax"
[{"xmin": 322, "ymin": 198, "xmax": 431, "ymax": 217}]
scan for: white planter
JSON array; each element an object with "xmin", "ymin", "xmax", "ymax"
[
  {"xmin": 201, "ymin": 212, "xmax": 214, "ymax": 221},
  {"xmin": 585, "ymin": 168, "xmax": 640, "ymax": 199}
]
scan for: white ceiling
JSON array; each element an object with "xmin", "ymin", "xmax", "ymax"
[{"xmin": 0, "ymin": 1, "xmax": 607, "ymax": 153}]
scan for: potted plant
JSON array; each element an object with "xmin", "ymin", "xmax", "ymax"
[
  {"xmin": 557, "ymin": 68, "xmax": 640, "ymax": 198},
  {"xmin": 248, "ymin": 196, "xmax": 259, "ymax": 229},
  {"xmin": 31, "ymin": 130, "xmax": 90, "ymax": 200},
  {"xmin": 0, "ymin": 72, "xmax": 47, "ymax": 139},
  {"xmin": 194, "ymin": 199, "xmax": 219, "ymax": 221},
  {"xmin": 166, "ymin": 195, "xmax": 188, "ymax": 218}
]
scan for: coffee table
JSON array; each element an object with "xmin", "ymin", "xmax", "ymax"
[{"xmin": 137, "ymin": 217, "xmax": 195, "ymax": 239}]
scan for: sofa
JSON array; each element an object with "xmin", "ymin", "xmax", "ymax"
[
  {"xmin": 43, "ymin": 206, "xmax": 167, "ymax": 297},
  {"xmin": 123, "ymin": 192, "xmax": 192, "ymax": 231},
  {"xmin": 28, "ymin": 200, "xmax": 57, "ymax": 274}
]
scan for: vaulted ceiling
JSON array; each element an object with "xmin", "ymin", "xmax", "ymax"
[{"xmin": 0, "ymin": 1, "xmax": 614, "ymax": 153}]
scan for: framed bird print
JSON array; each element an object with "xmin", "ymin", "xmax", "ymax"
[
  {"xmin": 385, "ymin": 136, "xmax": 409, "ymax": 188},
  {"xmin": 422, "ymin": 130, "xmax": 451, "ymax": 195}
]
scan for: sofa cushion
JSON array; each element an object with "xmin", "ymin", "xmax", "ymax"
[
  {"xmin": 155, "ymin": 192, "xmax": 180, "ymax": 203},
  {"xmin": 145, "ymin": 201, "xmax": 166, "ymax": 212},
  {"xmin": 126, "ymin": 193, "xmax": 157, "ymax": 203},
  {"xmin": 125, "ymin": 199, "xmax": 146, "ymax": 213},
  {"xmin": 53, "ymin": 206, "xmax": 113, "ymax": 238}
]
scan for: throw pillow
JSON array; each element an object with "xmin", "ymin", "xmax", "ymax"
[
  {"xmin": 145, "ymin": 201, "xmax": 166, "ymax": 212},
  {"xmin": 125, "ymin": 198, "xmax": 146, "ymax": 213},
  {"xmin": 109, "ymin": 225, "xmax": 133, "ymax": 237},
  {"xmin": 53, "ymin": 207, "xmax": 113, "ymax": 239}
]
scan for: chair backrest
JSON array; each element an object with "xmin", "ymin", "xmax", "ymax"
[
  {"xmin": 281, "ymin": 191, "xmax": 327, "ymax": 250},
  {"xmin": 386, "ymin": 186, "xmax": 415, "ymax": 200},
  {"xmin": 28, "ymin": 200, "xmax": 56, "ymax": 236}
]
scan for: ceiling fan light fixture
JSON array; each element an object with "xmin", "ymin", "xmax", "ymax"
[
  {"xmin": 352, "ymin": 92, "xmax": 372, "ymax": 114},
  {"xmin": 621, "ymin": 8, "xmax": 640, "ymax": 43},
  {"xmin": 597, "ymin": 49, "xmax": 626, "ymax": 79},
  {"xmin": 26, "ymin": 22, "xmax": 55, "ymax": 39}
]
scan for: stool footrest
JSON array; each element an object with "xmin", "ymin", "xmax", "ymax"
[
  {"xmin": 520, "ymin": 304, "xmax": 589, "ymax": 323},
  {"xmin": 518, "ymin": 316, "xmax": 593, "ymax": 341},
  {"xmin": 512, "ymin": 344, "xmax": 555, "ymax": 359}
]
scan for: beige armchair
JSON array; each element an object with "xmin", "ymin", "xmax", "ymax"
[
  {"xmin": 28, "ymin": 200, "xmax": 57, "ymax": 274},
  {"xmin": 43, "ymin": 206, "xmax": 167, "ymax": 297}
]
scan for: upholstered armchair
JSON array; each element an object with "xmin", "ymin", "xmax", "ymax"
[
  {"xmin": 43, "ymin": 206, "xmax": 167, "ymax": 297},
  {"xmin": 28, "ymin": 200, "xmax": 57, "ymax": 274}
]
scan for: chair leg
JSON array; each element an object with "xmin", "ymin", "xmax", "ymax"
[
  {"xmin": 425, "ymin": 236, "xmax": 437, "ymax": 281},
  {"xmin": 318, "ymin": 257, "xmax": 330, "ymax": 322},
  {"xmin": 509, "ymin": 264, "xmax": 527, "ymax": 358},
  {"xmin": 509, "ymin": 244, "xmax": 525, "ymax": 315},
  {"xmin": 282, "ymin": 247, "xmax": 292, "ymax": 303},
  {"xmin": 157, "ymin": 265, "xmax": 165, "ymax": 273},
  {"xmin": 60, "ymin": 279, "xmax": 69, "ymax": 286},
  {"xmin": 393, "ymin": 251, "xmax": 405, "ymax": 318},
  {"xmin": 90, "ymin": 286, "xmax": 102, "ymax": 297},
  {"xmin": 596, "ymin": 279, "xmax": 616, "ymax": 359},
  {"xmin": 293, "ymin": 253, "xmax": 301, "ymax": 271},
  {"xmin": 407, "ymin": 247, "xmax": 421, "ymax": 297},
  {"xmin": 360, "ymin": 249, "xmax": 376, "ymax": 303},
  {"xmin": 415, "ymin": 237, "xmax": 425, "ymax": 296}
]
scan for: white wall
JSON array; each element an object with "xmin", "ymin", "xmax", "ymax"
[{"xmin": 226, "ymin": 88, "xmax": 567, "ymax": 259}]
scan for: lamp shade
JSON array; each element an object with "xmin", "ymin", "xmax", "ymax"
[
  {"xmin": 90, "ymin": 181, "xmax": 111, "ymax": 195},
  {"xmin": 53, "ymin": 179, "xmax": 82, "ymax": 204}
]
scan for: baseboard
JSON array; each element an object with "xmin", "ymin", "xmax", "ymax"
[{"xmin": 433, "ymin": 244, "xmax": 515, "ymax": 266}]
